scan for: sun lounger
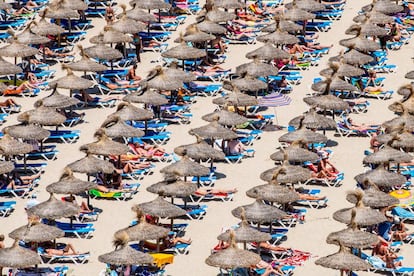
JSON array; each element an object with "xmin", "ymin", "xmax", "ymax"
[
  {"xmin": 176, "ymin": 204, "xmax": 208, "ymax": 220},
  {"xmin": 38, "ymin": 247, "xmax": 90, "ymax": 265},
  {"xmin": 336, "ymin": 122, "xmax": 378, "ymax": 137},
  {"xmin": 303, "ymin": 172, "xmax": 344, "ymax": 187},
  {"xmin": 191, "ymin": 173, "xmax": 217, "ymax": 187},
  {"xmin": 190, "ymin": 191, "xmax": 235, "ymax": 203},
  {"xmin": 0, "ymin": 201, "xmax": 16, "ymax": 217},
  {"xmin": 392, "ymin": 206, "xmax": 414, "ymax": 222},
  {"xmin": 89, "ymin": 189, "xmax": 134, "ymax": 201},
  {"xmin": 185, "ymin": 83, "xmax": 222, "ymax": 97},
  {"xmin": 361, "ymin": 90, "xmax": 393, "ymax": 100},
  {"xmin": 54, "ymin": 221, "xmax": 95, "ymax": 239},
  {"xmin": 45, "ymin": 130, "xmax": 80, "ymax": 144},
  {"xmin": 367, "ymin": 255, "xmax": 414, "ymax": 276},
  {"xmin": 14, "ymin": 163, "xmax": 47, "ymax": 174}
]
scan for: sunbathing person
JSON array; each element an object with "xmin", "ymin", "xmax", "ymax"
[
  {"xmin": 391, "ymin": 217, "xmax": 409, "ymax": 241},
  {"xmin": 128, "ymin": 142, "xmax": 166, "ymax": 158},
  {"xmin": 62, "ymin": 195, "xmax": 92, "ymax": 213},
  {"xmin": 103, "ymin": 77, "xmax": 140, "ymax": 90},
  {"xmin": 2, "ymin": 80, "xmax": 37, "ymax": 95},
  {"xmin": 126, "ymin": 64, "xmax": 142, "ymax": 81},
  {"xmin": 75, "ymin": 90, "xmax": 120, "ymax": 104},
  {"xmin": 372, "ymin": 241, "xmax": 402, "ymax": 268},
  {"xmin": 226, "ymin": 25, "xmax": 257, "ymax": 40},
  {"xmin": 255, "ymin": 260, "xmax": 284, "ymax": 276},
  {"xmin": 45, "ymin": 243, "xmax": 81, "ymax": 256},
  {"xmin": 255, "ymin": 242, "xmax": 292, "ymax": 253},
  {"xmin": 308, "ymin": 153, "xmax": 339, "ymax": 179},
  {"xmin": 113, "ymin": 160, "xmax": 152, "ymax": 174},
  {"xmin": 39, "ymin": 46, "xmax": 73, "ymax": 58},
  {"xmin": 0, "ymin": 172, "xmax": 41, "ymax": 190},
  {"xmin": 294, "ymin": 187, "xmax": 326, "ymax": 200},
  {"xmin": 194, "ymin": 188, "xmax": 238, "ymax": 196},
  {"xmin": 0, "ymin": 98, "xmax": 20, "ymax": 111},
  {"xmin": 345, "ymin": 117, "xmax": 379, "ymax": 132},
  {"xmin": 143, "ymin": 233, "xmax": 191, "ymax": 251},
  {"xmin": 284, "ymin": 43, "xmax": 315, "ymax": 55},
  {"xmin": 225, "ymin": 139, "xmax": 246, "ymax": 155}
]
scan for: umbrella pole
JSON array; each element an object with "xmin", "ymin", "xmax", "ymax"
[
  {"xmin": 14, "ymin": 57, "xmax": 17, "ymax": 86},
  {"xmin": 170, "ymin": 218, "xmax": 173, "ymax": 231},
  {"xmin": 24, "ymin": 154, "xmax": 27, "ymax": 172}
]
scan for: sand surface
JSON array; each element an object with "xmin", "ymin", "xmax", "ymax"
[{"xmin": 1, "ymin": 0, "xmax": 414, "ymax": 275}]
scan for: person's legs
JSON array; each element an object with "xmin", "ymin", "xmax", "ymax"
[
  {"xmin": 63, "ymin": 243, "xmax": 77, "ymax": 255},
  {"xmin": 172, "ymin": 237, "xmax": 191, "ymax": 245}
]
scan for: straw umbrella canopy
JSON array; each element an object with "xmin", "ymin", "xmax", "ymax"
[
  {"xmin": 135, "ymin": 196, "xmax": 186, "ymax": 218},
  {"xmin": 362, "ymin": 0, "xmax": 403, "ymax": 14},
  {"xmin": 43, "ymin": 0, "xmax": 79, "ymax": 18},
  {"xmin": 17, "ymin": 103, "xmax": 66, "ymax": 126},
  {"xmin": 189, "ymin": 121, "xmax": 238, "ymax": 141},
  {"xmin": 31, "ymin": 13, "xmax": 65, "ymax": 35},
  {"xmin": 279, "ymin": 119, "xmax": 328, "ymax": 143},
  {"xmin": 389, "ymin": 89, "xmax": 414, "ymax": 114},
  {"xmin": 67, "ymin": 152, "xmax": 115, "ymax": 174},
  {"xmin": 0, "ymin": 133, "xmax": 33, "ymax": 156},
  {"xmin": 245, "ymin": 43, "xmax": 290, "ymax": 60},
  {"xmin": 257, "ymin": 29, "xmax": 299, "ymax": 45},
  {"xmin": 354, "ymin": 166, "xmax": 407, "ymax": 189},
  {"xmin": 146, "ymin": 178, "xmax": 197, "ymax": 198},
  {"xmin": 383, "ymin": 107, "xmax": 414, "ymax": 132},
  {"xmin": 289, "ymin": 108, "xmax": 337, "ymax": 129},
  {"xmin": 284, "ymin": 5, "xmax": 316, "ymax": 21},
  {"xmin": 204, "ymin": 8, "xmax": 236, "ymax": 22},
  {"xmin": 339, "ymin": 36, "xmax": 380, "ymax": 52},
  {"xmin": 111, "ymin": 102, "xmax": 154, "ymax": 121},
  {"xmin": 377, "ymin": 130, "xmax": 414, "ymax": 151},
  {"xmin": 285, "ymin": 0, "xmax": 326, "ymax": 11},
  {"xmin": 61, "ymin": 0, "xmax": 88, "ymax": 11},
  {"xmin": 217, "ymin": 209, "xmax": 271, "ymax": 243},
  {"xmin": 236, "ymin": 60, "xmax": 278, "ymax": 77},
  {"xmin": 84, "ymin": 43, "xmax": 123, "ymax": 61},
  {"xmin": 345, "ymin": 23, "xmax": 388, "ymax": 37},
  {"xmin": 0, "ymin": 2, "xmax": 11, "ymax": 10},
  {"xmin": 212, "ymin": 91, "xmax": 258, "ymax": 107},
  {"xmin": 9, "ymin": 220, "xmax": 64, "ymax": 242},
  {"xmin": 260, "ymin": 163, "xmax": 312, "ymax": 184},
  {"xmin": 315, "ymin": 244, "xmax": 371, "ymax": 273},
  {"xmin": 206, "ymin": 231, "xmax": 261, "ymax": 270},
  {"xmin": 333, "ymin": 191, "xmax": 387, "ymax": 226},
  {"xmin": 48, "ymin": 67, "xmax": 94, "ymax": 91},
  {"xmin": 124, "ymin": 6, "xmax": 156, "ymax": 22},
  {"xmin": 0, "ymin": 40, "xmax": 38, "ymax": 59},
  {"xmin": 260, "ymin": 20, "xmax": 302, "ymax": 34},
  {"xmin": 232, "ymin": 199, "xmax": 288, "ymax": 223},
  {"xmin": 202, "ymin": 110, "xmax": 248, "ymax": 126},
  {"xmin": 161, "ymin": 40, "xmax": 206, "ymax": 60},
  {"xmin": 14, "ymin": 27, "xmax": 50, "ymax": 45},
  {"xmin": 0, "ymin": 161, "xmax": 14, "ymax": 174},
  {"xmin": 101, "ymin": 116, "xmax": 144, "ymax": 139},
  {"xmin": 160, "ymin": 156, "xmax": 210, "ymax": 177},
  {"xmin": 319, "ymin": 62, "xmax": 365, "ymax": 78},
  {"xmin": 270, "ymin": 140, "xmax": 319, "ymax": 163},
  {"xmin": 164, "ymin": 63, "xmax": 196, "ymax": 82},
  {"xmin": 196, "ymin": 20, "xmax": 227, "ymax": 34},
  {"xmin": 80, "ymin": 129, "xmax": 129, "ymax": 156},
  {"xmin": 174, "ymin": 140, "xmax": 225, "ymax": 161},
  {"xmin": 130, "ymin": 0, "xmax": 171, "ymax": 10},
  {"xmin": 112, "ymin": 7, "xmax": 146, "ymax": 34},
  {"xmin": 246, "ymin": 168, "xmax": 300, "ymax": 204},
  {"xmin": 329, "ymin": 48, "xmax": 373, "ymax": 65},
  {"xmin": 145, "ymin": 66, "xmax": 184, "ymax": 91},
  {"xmin": 67, "ymin": 46, "xmax": 108, "ymax": 73},
  {"xmin": 353, "ymin": 11, "xmax": 394, "ymax": 24},
  {"xmin": 98, "ymin": 231, "xmax": 154, "ymax": 266},
  {"xmin": 310, "ymin": 77, "xmax": 358, "ymax": 94},
  {"xmin": 362, "ymin": 145, "xmax": 412, "ymax": 165},
  {"xmin": 214, "ymin": 0, "xmax": 244, "ymax": 9},
  {"xmin": 46, "ymin": 167, "xmax": 97, "ymax": 195},
  {"xmin": 346, "ymin": 184, "xmax": 399, "ymax": 208},
  {"xmin": 228, "ymin": 75, "xmax": 268, "ymax": 92},
  {"xmin": 27, "ymin": 193, "xmax": 80, "ymax": 220},
  {"xmin": 39, "ymin": 86, "xmax": 80, "ymax": 109},
  {"xmin": 123, "ymin": 90, "xmax": 169, "ymax": 106},
  {"xmin": 326, "ymin": 209, "xmax": 378, "ymax": 248},
  {"xmin": 0, "ymin": 56, "xmax": 22, "ymax": 75},
  {"xmin": 178, "ymin": 25, "xmax": 215, "ymax": 43},
  {"xmin": 0, "ymin": 82, "xmax": 7, "ymax": 94},
  {"xmin": 90, "ymin": 28, "xmax": 133, "ymax": 45},
  {"xmin": 4, "ymin": 124, "xmax": 50, "ymax": 141},
  {"xmin": 116, "ymin": 208, "xmax": 169, "ymax": 241},
  {"xmin": 405, "ymin": 71, "xmax": 414, "ymax": 80},
  {"xmin": 397, "ymin": 84, "xmax": 413, "ymax": 97},
  {"xmin": 0, "ymin": 241, "xmax": 41, "ymax": 268}
]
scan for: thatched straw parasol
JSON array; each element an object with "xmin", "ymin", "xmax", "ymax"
[
  {"xmin": 260, "ymin": 163, "xmax": 312, "ymax": 184},
  {"xmin": 245, "ymin": 43, "xmax": 290, "ymax": 60},
  {"xmin": 389, "ymin": 88, "xmax": 414, "ymax": 114},
  {"xmin": 0, "ymin": 56, "xmax": 22, "ymax": 75},
  {"xmin": 236, "ymin": 59, "xmax": 278, "ymax": 77},
  {"xmin": 14, "ymin": 27, "xmax": 50, "ymax": 45},
  {"xmin": 161, "ymin": 38, "xmax": 206, "ymax": 60},
  {"xmin": 212, "ymin": 91, "xmax": 258, "ymax": 107},
  {"xmin": 311, "ymin": 77, "xmax": 358, "ymax": 94},
  {"xmin": 205, "ymin": 230, "xmax": 261, "ymax": 269},
  {"xmin": 67, "ymin": 152, "xmax": 115, "ymax": 174},
  {"xmin": 246, "ymin": 168, "xmax": 300, "ymax": 204},
  {"xmin": 333, "ymin": 191, "xmax": 387, "ymax": 226},
  {"xmin": 90, "ymin": 29, "xmax": 133, "ymax": 45},
  {"xmin": 160, "ymin": 156, "xmax": 210, "ymax": 177},
  {"xmin": 260, "ymin": 20, "xmax": 302, "ymax": 34},
  {"xmin": 0, "ymin": 161, "xmax": 14, "ymax": 174},
  {"xmin": 405, "ymin": 71, "xmax": 414, "ymax": 80},
  {"xmin": 284, "ymin": 4, "xmax": 316, "ymax": 21},
  {"xmin": 362, "ymin": 0, "xmax": 403, "ymax": 14},
  {"xmin": 353, "ymin": 11, "xmax": 394, "ymax": 24},
  {"xmin": 304, "ymin": 94, "xmax": 350, "ymax": 112},
  {"xmin": 270, "ymin": 140, "xmax": 319, "ymax": 163},
  {"xmin": 232, "ymin": 199, "xmax": 288, "ymax": 223},
  {"xmin": 326, "ymin": 209, "xmax": 378, "ymax": 248},
  {"xmin": 9, "ymin": 220, "xmax": 64, "ymax": 242},
  {"xmin": 4, "ymin": 124, "xmax": 49, "ymax": 141},
  {"xmin": 257, "ymin": 29, "xmax": 299, "ymax": 45},
  {"xmin": 17, "ymin": 102, "xmax": 66, "ymax": 126},
  {"xmin": 228, "ymin": 75, "xmax": 268, "ymax": 92},
  {"xmin": 112, "ymin": 6, "xmax": 146, "ymax": 34},
  {"xmin": 80, "ymin": 129, "xmax": 129, "ymax": 156},
  {"xmin": 145, "ymin": 66, "xmax": 183, "ymax": 91},
  {"xmin": 135, "ymin": 196, "xmax": 186, "ymax": 218},
  {"xmin": 362, "ymin": 145, "xmax": 412, "ymax": 165},
  {"xmin": 354, "ymin": 166, "xmax": 407, "ymax": 189},
  {"xmin": 49, "ymin": 66, "xmax": 94, "ymax": 91},
  {"xmin": 189, "ymin": 121, "xmax": 238, "ymax": 140},
  {"xmin": 346, "ymin": 182, "xmax": 399, "ymax": 208},
  {"xmin": 116, "ymin": 208, "xmax": 169, "ymax": 241},
  {"xmin": 202, "ymin": 110, "xmax": 248, "ymax": 126},
  {"xmin": 31, "ymin": 12, "xmax": 65, "ymax": 35},
  {"xmin": 285, "ymin": 0, "xmax": 326, "ymax": 11},
  {"xmin": 205, "ymin": 9, "xmax": 235, "ymax": 22},
  {"xmin": 98, "ymin": 231, "xmax": 154, "ymax": 265},
  {"xmin": 0, "ymin": 38, "xmax": 39, "ymax": 58},
  {"xmin": 146, "ymin": 178, "xmax": 197, "ymax": 198},
  {"xmin": 383, "ymin": 107, "xmax": 414, "ymax": 132},
  {"xmin": 278, "ymin": 126, "xmax": 328, "ymax": 144},
  {"xmin": 46, "ymin": 167, "xmax": 97, "ymax": 195},
  {"xmin": 0, "ymin": 241, "xmax": 41, "ymax": 268},
  {"xmin": 101, "ymin": 116, "xmax": 144, "ymax": 139},
  {"xmin": 130, "ymin": 0, "xmax": 171, "ymax": 10},
  {"xmin": 124, "ymin": 6, "xmax": 156, "ymax": 22},
  {"xmin": 345, "ymin": 23, "xmax": 388, "ymax": 37},
  {"xmin": 39, "ymin": 86, "xmax": 80, "ymax": 108},
  {"xmin": 339, "ymin": 35, "xmax": 380, "ymax": 52},
  {"xmin": 67, "ymin": 45, "xmax": 108, "ymax": 73},
  {"xmin": 123, "ymin": 90, "xmax": 169, "ymax": 106},
  {"xmin": 110, "ymin": 102, "xmax": 154, "ymax": 121},
  {"xmin": 174, "ymin": 140, "xmax": 225, "ymax": 161},
  {"xmin": 27, "ymin": 193, "xmax": 80, "ymax": 220},
  {"xmin": 315, "ymin": 244, "xmax": 371, "ymax": 273},
  {"xmin": 196, "ymin": 20, "xmax": 227, "ymax": 34},
  {"xmin": 319, "ymin": 61, "xmax": 365, "ymax": 78},
  {"xmin": 288, "ymin": 109, "xmax": 337, "ymax": 129},
  {"xmin": 164, "ymin": 63, "xmax": 197, "ymax": 82},
  {"xmin": 84, "ymin": 43, "xmax": 123, "ymax": 61},
  {"xmin": 178, "ymin": 25, "xmax": 215, "ymax": 43},
  {"xmin": 0, "ymin": 132, "xmax": 33, "ymax": 156},
  {"xmin": 329, "ymin": 48, "xmax": 373, "ymax": 65}
]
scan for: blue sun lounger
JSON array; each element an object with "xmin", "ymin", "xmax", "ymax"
[
  {"xmin": 38, "ymin": 247, "xmax": 90, "ymax": 264},
  {"xmin": 54, "ymin": 221, "xmax": 95, "ymax": 239},
  {"xmin": 0, "ymin": 201, "xmax": 16, "ymax": 217}
]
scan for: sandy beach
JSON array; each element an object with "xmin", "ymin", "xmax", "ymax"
[{"xmin": 1, "ymin": 0, "xmax": 414, "ymax": 275}]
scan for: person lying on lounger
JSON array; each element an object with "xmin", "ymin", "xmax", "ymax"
[
  {"xmin": 62, "ymin": 195, "xmax": 92, "ymax": 214},
  {"xmin": 128, "ymin": 142, "xmax": 167, "ymax": 158},
  {"xmin": 345, "ymin": 117, "xmax": 379, "ymax": 132},
  {"xmin": 75, "ymin": 90, "xmax": 120, "ymax": 104},
  {"xmin": 39, "ymin": 46, "xmax": 73, "ymax": 58},
  {"xmin": 194, "ymin": 188, "xmax": 238, "ymax": 196},
  {"xmin": 308, "ymin": 152, "xmax": 339, "ymax": 179},
  {"xmin": 45, "ymin": 243, "xmax": 83, "ymax": 256},
  {"xmin": 143, "ymin": 233, "xmax": 192, "ymax": 251},
  {"xmin": 0, "ymin": 98, "xmax": 20, "ymax": 111},
  {"xmin": 2, "ymin": 81, "xmax": 37, "ymax": 95},
  {"xmin": 103, "ymin": 77, "xmax": 140, "ymax": 90},
  {"xmin": 0, "ymin": 172, "xmax": 41, "ymax": 190},
  {"xmin": 225, "ymin": 139, "xmax": 246, "ymax": 155}
]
